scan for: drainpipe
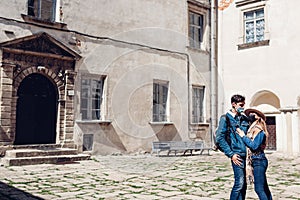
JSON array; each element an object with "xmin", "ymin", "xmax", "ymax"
[{"xmin": 210, "ymin": 0, "xmax": 218, "ymax": 146}]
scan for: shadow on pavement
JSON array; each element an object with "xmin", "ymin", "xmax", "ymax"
[{"xmin": 0, "ymin": 181, "xmax": 44, "ymax": 200}]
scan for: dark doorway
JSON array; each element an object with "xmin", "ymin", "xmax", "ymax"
[
  {"xmin": 15, "ymin": 73, "xmax": 58, "ymax": 145},
  {"xmin": 266, "ymin": 116, "xmax": 276, "ymax": 150}
]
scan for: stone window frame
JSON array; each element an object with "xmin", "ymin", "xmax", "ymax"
[
  {"xmin": 79, "ymin": 74, "xmax": 107, "ymax": 122},
  {"xmin": 187, "ymin": 0, "xmax": 210, "ymax": 51},
  {"xmin": 191, "ymin": 85, "xmax": 205, "ymax": 124},
  {"xmin": 236, "ymin": 0, "xmax": 270, "ymax": 50}
]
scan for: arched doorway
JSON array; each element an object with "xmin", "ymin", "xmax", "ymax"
[
  {"xmin": 250, "ymin": 90, "xmax": 280, "ymax": 150},
  {"xmin": 14, "ymin": 73, "xmax": 58, "ymax": 145}
]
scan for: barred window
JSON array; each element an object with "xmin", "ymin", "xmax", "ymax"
[
  {"xmin": 153, "ymin": 82, "xmax": 169, "ymax": 122},
  {"xmin": 192, "ymin": 86, "xmax": 205, "ymax": 123},
  {"xmin": 81, "ymin": 77, "xmax": 104, "ymax": 121}
]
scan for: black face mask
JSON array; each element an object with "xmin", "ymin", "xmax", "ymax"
[{"xmin": 248, "ymin": 115, "xmax": 256, "ymax": 123}]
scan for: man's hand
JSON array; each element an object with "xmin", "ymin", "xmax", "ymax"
[{"xmin": 231, "ymin": 154, "xmax": 243, "ymax": 166}]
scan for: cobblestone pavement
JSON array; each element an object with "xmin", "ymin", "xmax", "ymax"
[{"xmin": 0, "ymin": 151, "xmax": 299, "ymax": 200}]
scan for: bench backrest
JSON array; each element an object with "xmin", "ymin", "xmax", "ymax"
[{"xmin": 152, "ymin": 141, "xmax": 204, "ymax": 150}]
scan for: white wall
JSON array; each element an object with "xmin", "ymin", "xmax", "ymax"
[{"xmin": 218, "ymin": 0, "xmax": 300, "ymax": 154}]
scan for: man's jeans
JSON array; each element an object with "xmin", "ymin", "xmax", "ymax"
[
  {"xmin": 230, "ymin": 159, "xmax": 247, "ymax": 200},
  {"xmin": 252, "ymin": 158, "xmax": 272, "ymax": 200}
]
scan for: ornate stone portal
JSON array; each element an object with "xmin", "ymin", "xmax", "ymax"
[{"xmin": 0, "ymin": 32, "xmax": 80, "ymax": 147}]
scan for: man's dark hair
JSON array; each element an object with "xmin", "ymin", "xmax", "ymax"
[{"xmin": 231, "ymin": 94, "xmax": 245, "ymax": 104}]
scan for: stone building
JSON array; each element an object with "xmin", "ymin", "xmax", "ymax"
[
  {"xmin": 218, "ymin": 0, "xmax": 300, "ymax": 155},
  {"xmin": 0, "ymin": 0, "xmax": 217, "ymax": 155}
]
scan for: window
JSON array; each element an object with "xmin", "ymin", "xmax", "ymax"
[
  {"xmin": 81, "ymin": 77, "xmax": 104, "ymax": 121},
  {"xmin": 237, "ymin": 1, "xmax": 269, "ymax": 49},
  {"xmin": 153, "ymin": 81, "xmax": 169, "ymax": 122},
  {"xmin": 188, "ymin": 0, "xmax": 209, "ymax": 50},
  {"xmin": 83, "ymin": 134, "xmax": 94, "ymax": 151},
  {"xmin": 189, "ymin": 12, "xmax": 204, "ymax": 49},
  {"xmin": 28, "ymin": 0, "xmax": 56, "ymax": 21},
  {"xmin": 244, "ymin": 9, "xmax": 265, "ymax": 43},
  {"xmin": 192, "ymin": 86, "xmax": 205, "ymax": 123}
]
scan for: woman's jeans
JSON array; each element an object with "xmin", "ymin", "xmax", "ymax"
[
  {"xmin": 252, "ymin": 157, "xmax": 272, "ymax": 200},
  {"xmin": 230, "ymin": 159, "xmax": 247, "ymax": 200}
]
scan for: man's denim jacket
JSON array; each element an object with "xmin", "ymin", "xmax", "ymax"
[{"xmin": 216, "ymin": 112, "xmax": 249, "ymax": 158}]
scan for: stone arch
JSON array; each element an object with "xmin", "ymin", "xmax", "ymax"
[
  {"xmin": 250, "ymin": 90, "xmax": 280, "ymax": 150},
  {"xmin": 11, "ymin": 67, "xmax": 67, "ymax": 145},
  {"xmin": 14, "ymin": 73, "xmax": 58, "ymax": 144},
  {"xmin": 13, "ymin": 66, "xmax": 64, "ymax": 99},
  {"xmin": 250, "ymin": 90, "xmax": 281, "ymax": 110}
]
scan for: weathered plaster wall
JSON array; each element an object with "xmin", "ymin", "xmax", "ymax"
[{"xmin": 0, "ymin": 0, "xmax": 212, "ymax": 154}]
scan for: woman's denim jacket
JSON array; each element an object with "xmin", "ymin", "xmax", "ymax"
[
  {"xmin": 216, "ymin": 112, "xmax": 249, "ymax": 158},
  {"xmin": 242, "ymin": 131, "xmax": 266, "ymax": 159}
]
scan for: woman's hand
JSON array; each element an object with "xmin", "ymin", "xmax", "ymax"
[{"xmin": 236, "ymin": 128, "xmax": 245, "ymax": 137}]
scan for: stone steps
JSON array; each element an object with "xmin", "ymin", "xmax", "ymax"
[
  {"xmin": 10, "ymin": 144, "xmax": 61, "ymax": 149},
  {"xmin": 1, "ymin": 145, "xmax": 90, "ymax": 166},
  {"xmin": 2, "ymin": 154, "xmax": 90, "ymax": 166},
  {"xmin": 5, "ymin": 148, "xmax": 78, "ymax": 158}
]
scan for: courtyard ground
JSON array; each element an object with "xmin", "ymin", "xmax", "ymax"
[{"xmin": 0, "ymin": 151, "xmax": 299, "ymax": 200}]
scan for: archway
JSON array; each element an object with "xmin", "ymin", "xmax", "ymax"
[
  {"xmin": 250, "ymin": 90, "xmax": 280, "ymax": 150},
  {"xmin": 250, "ymin": 90, "xmax": 280, "ymax": 109},
  {"xmin": 14, "ymin": 73, "xmax": 58, "ymax": 145}
]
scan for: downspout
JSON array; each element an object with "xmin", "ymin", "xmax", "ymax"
[
  {"xmin": 187, "ymin": 55, "xmax": 191, "ymax": 139},
  {"xmin": 210, "ymin": 0, "xmax": 218, "ymax": 146}
]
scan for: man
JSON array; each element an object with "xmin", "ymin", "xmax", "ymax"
[{"xmin": 216, "ymin": 94, "xmax": 249, "ymax": 200}]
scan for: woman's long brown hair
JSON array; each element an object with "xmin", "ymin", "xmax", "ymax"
[{"xmin": 256, "ymin": 117, "xmax": 269, "ymax": 144}]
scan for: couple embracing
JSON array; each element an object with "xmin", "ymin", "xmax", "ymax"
[{"xmin": 216, "ymin": 94, "xmax": 272, "ymax": 200}]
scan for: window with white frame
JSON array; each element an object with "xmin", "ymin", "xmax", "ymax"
[
  {"xmin": 189, "ymin": 11, "xmax": 204, "ymax": 49},
  {"xmin": 192, "ymin": 86, "xmax": 205, "ymax": 123},
  {"xmin": 80, "ymin": 77, "xmax": 105, "ymax": 121},
  {"xmin": 153, "ymin": 81, "xmax": 169, "ymax": 122},
  {"xmin": 244, "ymin": 8, "xmax": 265, "ymax": 43},
  {"xmin": 28, "ymin": 0, "xmax": 57, "ymax": 22}
]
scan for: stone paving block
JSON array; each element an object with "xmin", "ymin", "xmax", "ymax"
[
  {"xmin": 285, "ymin": 185, "xmax": 300, "ymax": 193},
  {"xmin": 244, "ymin": 189, "xmax": 257, "ymax": 199},
  {"xmin": 169, "ymin": 194, "xmax": 212, "ymax": 199},
  {"xmin": 186, "ymin": 189, "xmax": 207, "ymax": 196},
  {"xmin": 123, "ymin": 193, "xmax": 161, "ymax": 200},
  {"xmin": 155, "ymin": 190, "xmax": 184, "ymax": 197},
  {"xmin": 96, "ymin": 190, "xmax": 125, "ymax": 199},
  {"xmin": 165, "ymin": 180, "xmax": 186, "ymax": 187},
  {"xmin": 56, "ymin": 191, "xmax": 87, "ymax": 198}
]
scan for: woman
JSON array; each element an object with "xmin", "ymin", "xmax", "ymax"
[{"xmin": 236, "ymin": 108, "xmax": 272, "ymax": 200}]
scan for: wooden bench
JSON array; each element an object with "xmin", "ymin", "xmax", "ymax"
[{"xmin": 152, "ymin": 141, "xmax": 211, "ymax": 156}]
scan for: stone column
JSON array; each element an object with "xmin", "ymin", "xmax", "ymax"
[
  {"xmin": 0, "ymin": 63, "xmax": 15, "ymax": 144},
  {"xmin": 281, "ymin": 107, "xmax": 298, "ymax": 155},
  {"xmin": 62, "ymin": 70, "xmax": 76, "ymax": 148},
  {"xmin": 285, "ymin": 111, "xmax": 293, "ymax": 153}
]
